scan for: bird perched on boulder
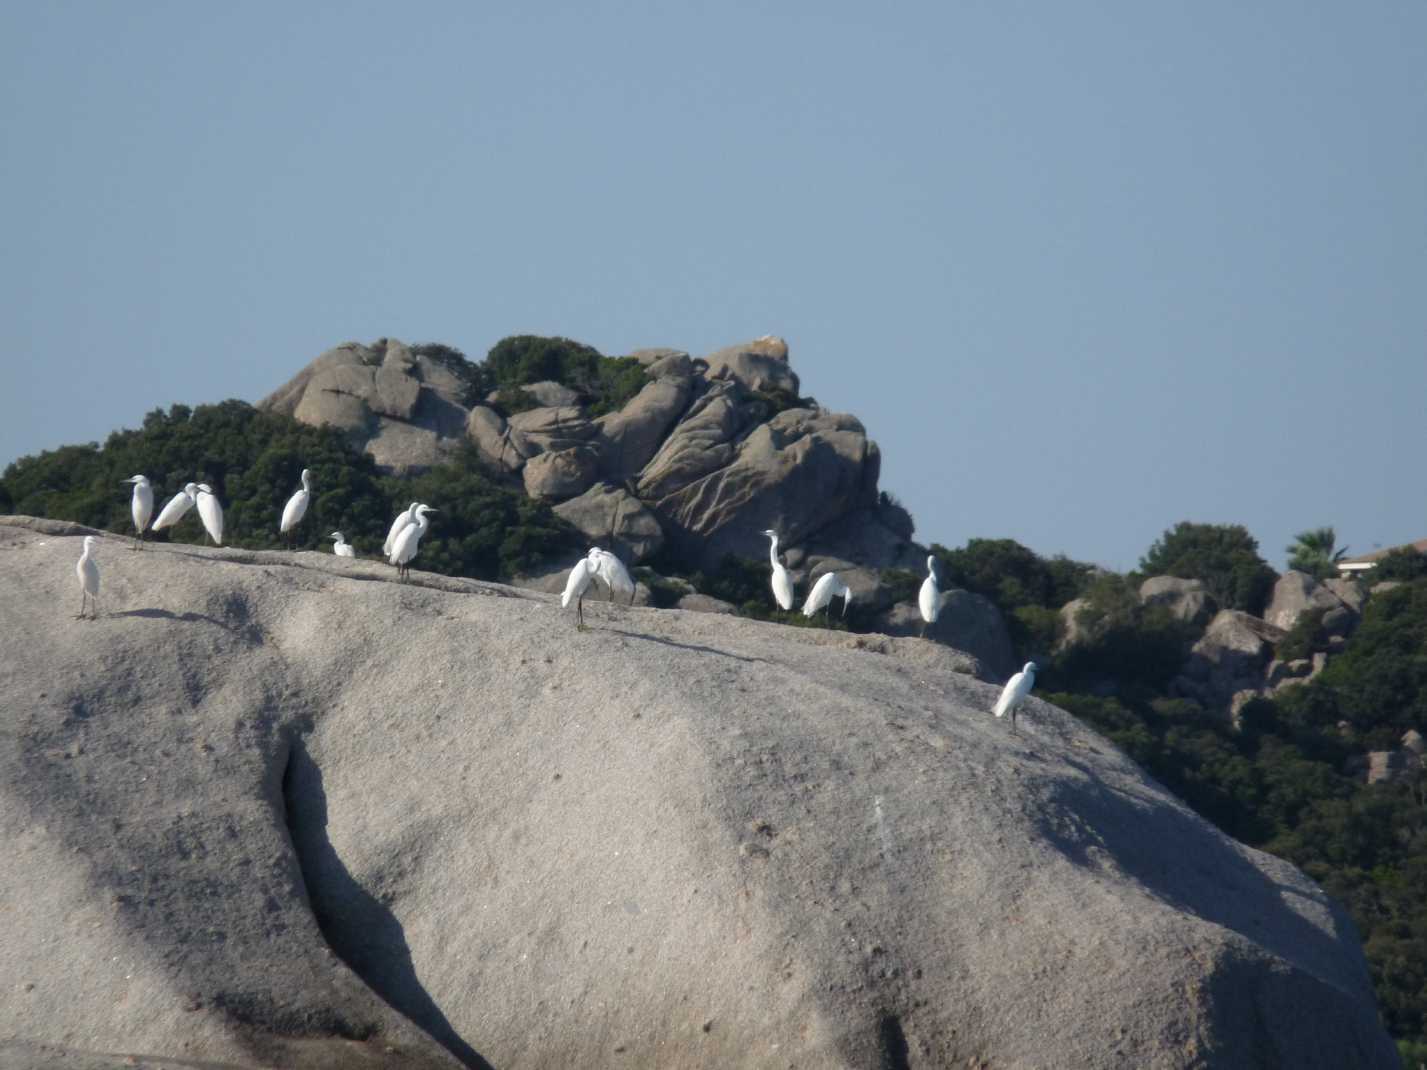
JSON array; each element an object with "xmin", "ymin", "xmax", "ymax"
[
  {"xmin": 802, "ymin": 571, "xmax": 852, "ymax": 622},
  {"xmin": 762, "ymin": 529, "xmax": 795, "ymax": 611},
  {"xmin": 151, "ymin": 482, "xmax": 199, "ymax": 534},
  {"xmin": 587, "ymin": 547, "xmax": 637, "ymax": 605},
  {"xmin": 383, "ymin": 502, "xmax": 420, "ymax": 558},
  {"xmin": 329, "ymin": 531, "xmax": 355, "ymax": 557},
  {"xmin": 280, "ymin": 468, "xmax": 313, "ymax": 548},
  {"xmin": 195, "ymin": 484, "xmax": 224, "ymax": 546},
  {"xmin": 918, "ymin": 555, "xmax": 942, "ymax": 638},
  {"xmin": 121, "ymin": 475, "xmax": 153, "ymax": 549},
  {"xmin": 75, "ymin": 535, "xmax": 100, "ymax": 619},
  {"xmin": 561, "ymin": 555, "xmax": 597, "ymax": 630},
  {"xmin": 994, "ymin": 662, "xmax": 1038, "ymax": 733},
  {"xmin": 389, "ymin": 505, "xmax": 436, "ymax": 581}
]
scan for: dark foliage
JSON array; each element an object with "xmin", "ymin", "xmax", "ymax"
[
  {"xmin": 1374, "ymin": 547, "xmax": 1427, "ymax": 583},
  {"xmin": 1138, "ymin": 521, "xmax": 1278, "ymax": 614}
]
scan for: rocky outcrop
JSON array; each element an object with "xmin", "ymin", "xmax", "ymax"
[
  {"xmin": 1346, "ymin": 734, "xmax": 1426, "ymax": 785},
  {"xmin": 877, "ymin": 590, "xmax": 1016, "ymax": 681},
  {"xmin": 487, "ymin": 380, "xmax": 582, "ymax": 409},
  {"xmin": 259, "ymin": 338, "xmax": 472, "ymax": 474},
  {"xmin": 506, "ymin": 405, "xmax": 597, "ymax": 455},
  {"xmin": 1175, "ymin": 610, "xmax": 1287, "ymax": 713},
  {"xmin": 1263, "ymin": 570, "xmax": 1362, "ymax": 634},
  {"xmin": 0, "ymin": 520, "xmax": 1397, "ymax": 1068},
  {"xmin": 595, "ymin": 372, "xmax": 695, "ymax": 484},
  {"xmin": 1138, "ymin": 575, "xmax": 1216, "ymax": 626},
  {"xmin": 552, "ymin": 483, "xmax": 664, "ymax": 563},
  {"xmin": 701, "ymin": 335, "xmax": 798, "ymax": 394},
  {"xmin": 521, "ymin": 446, "xmax": 600, "ymax": 501}
]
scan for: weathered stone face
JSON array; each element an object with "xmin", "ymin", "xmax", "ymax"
[
  {"xmin": 1263, "ymin": 570, "xmax": 1360, "ymax": 633},
  {"xmin": 552, "ymin": 483, "xmax": 664, "ymax": 563},
  {"xmin": 1176, "ymin": 609, "xmax": 1287, "ymax": 712},
  {"xmin": 0, "ymin": 518, "xmax": 1398, "ymax": 1070},
  {"xmin": 1138, "ymin": 575, "xmax": 1217, "ymax": 626},
  {"xmin": 700, "ymin": 335, "xmax": 798, "ymax": 394},
  {"xmin": 521, "ymin": 446, "xmax": 601, "ymax": 502}
]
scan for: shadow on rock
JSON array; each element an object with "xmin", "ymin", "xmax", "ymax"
[{"xmin": 282, "ymin": 742, "xmax": 493, "ymax": 1070}]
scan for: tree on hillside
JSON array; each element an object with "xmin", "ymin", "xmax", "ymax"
[
  {"xmin": 1287, "ymin": 527, "xmax": 1348, "ymax": 580},
  {"xmin": 1138, "ymin": 522, "xmax": 1278, "ymax": 614}
]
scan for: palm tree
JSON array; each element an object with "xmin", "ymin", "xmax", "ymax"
[{"xmin": 1286, "ymin": 527, "xmax": 1348, "ymax": 580}]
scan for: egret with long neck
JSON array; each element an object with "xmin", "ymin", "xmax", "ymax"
[
  {"xmin": 75, "ymin": 536, "xmax": 100, "ymax": 619},
  {"xmin": 280, "ymin": 468, "xmax": 313, "ymax": 549},
  {"xmin": 121, "ymin": 475, "xmax": 153, "ymax": 549},
  {"xmin": 389, "ymin": 505, "xmax": 437, "ymax": 581},
  {"xmin": 918, "ymin": 555, "xmax": 942, "ymax": 638},
  {"xmin": 762, "ymin": 529, "xmax": 795, "ymax": 611}
]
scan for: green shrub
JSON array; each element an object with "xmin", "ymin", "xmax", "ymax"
[{"xmin": 1138, "ymin": 521, "xmax": 1278, "ymax": 614}]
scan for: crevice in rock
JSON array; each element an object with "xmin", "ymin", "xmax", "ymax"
[
  {"xmin": 878, "ymin": 1013, "xmax": 911, "ymax": 1070},
  {"xmin": 281, "ymin": 741, "xmax": 494, "ymax": 1070}
]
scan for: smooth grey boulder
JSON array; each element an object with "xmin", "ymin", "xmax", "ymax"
[
  {"xmin": 877, "ymin": 590, "xmax": 1016, "ymax": 682},
  {"xmin": 1138, "ymin": 575, "xmax": 1216, "ymax": 626},
  {"xmin": 552, "ymin": 483, "xmax": 665, "ymax": 563},
  {"xmin": 260, "ymin": 338, "xmax": 471, "ymax": 474},
  {"xmin": 0, "ymin": 519, "xmax": 1397, "ymax": 1069},
  {"xmin": 649, "ymin": 408, "xmax": 879, "ymax": 568},
  {"xmin": 795, "ymin": 503, "xmax": 917, "ymax": 573},
  {"xmin": 628, "ymin": 347, "xmax": 688, "ymax": 367},
  {"xmin": 487, "ymin": 380, "xmax": 581, "ymax": 409},
  {"xmin": 674, "ymin": 592, "xmax": 737, "ymax": 615},
  {"xmin": 1263, "ymin": 571, "xmax": 1356, "ymax": 632},
  {"xmin": 1057, "ymin": 597, "xmax": 1098, "ymax": 650},
  {"xmin": 1178, "ymin": 610, "xmax": 1287, "ymax": 711},
  {"xmin": 595, "ymin": 373, "xmax": 695, "ymax": 485},
  {"xmin": 506, "ymin": 406, "xmax": 597, "ymax": 455},
  {"xmin": 521, "ymin": 446, "xmax": 600, "ymax": 502},
  {"xmin": 466, "ymin": 404, "xmax": 531, "ymax": 474},
  {"xmin": 701, "ymin": 335, "xmax": 799, "ymax": 394},
  {"xmin": 636, "ymin": 380, "xmax": 749, "ymax": 502}
]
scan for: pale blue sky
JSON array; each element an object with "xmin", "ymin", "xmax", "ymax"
[{"xmin": 3, "ymin": 2, "xmax": 1423, "ymax": 569}]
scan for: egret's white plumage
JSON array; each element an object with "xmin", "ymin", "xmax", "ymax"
[
  {"xmin": 383, "ymin": 502, "xmax": 420, "ymax": 557},
  {"xmin": 75, "ymin": 535, "xmax": 100, "ymax": 619},
  {"xmin": 329, "ymin": 531, "xmax": 355, "ymax": 557},
  {"xmin": 993, "ymin": 662, "xmax": 1038, "ymax": 732},
  {"xmin": 802, "ymin": 571, "xmax": 852, "ymax": 619},
  {"xmin": 122, "ymin": 475, "xmax": 153, "ymax": 547},
  {"xmin": 762, "ymin": 529, "xmax": 795, "ymax": 611},
  {"xmin": 389, "ymin": 505, "xmax": 436, "ymax": 580},
  {"xmin": 918, "ymin": 555, "xmax": 941, "ymax": 636},
  {"xmin": 151, "ymin": 483, "xmax": 199, "ymax": 531},
  {"xmin": 195, "ymin": 484, "xmax": 224, "ymax": 546},
  {"xmin": 280, "ymin": 469, "xmax": 312, "ymax": 544},
  {"xmin": 587, "ymin": 547, "xmax": 636, "ymax": 605},
  {"xmin": 561, "ymin": 556, "xmax": 597, "ymax": 628}
]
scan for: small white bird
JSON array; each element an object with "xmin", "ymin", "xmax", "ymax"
[
  {"xmin": 561, "ymin": 555, "xmax": 597, "ymax": 630},
  {"xmin": 151, "ymin": 482, "xmax": 199, "ymax": 533},
  {"xmin": 762, "ymin": 529, "xmax": 795, "ymax": 611},
  {"xmin": 389, "ymin": 505, "xmax": 437, "ymax": 580},
  {"xmin": 918, "ymin": 555, "xmax": 942, "ymax": 638},
  {"xmin": 587, "ymin": 547, "xmax": 637, "ymax": 606},
  {"xmin": 994, "ymin": 662, "xmax": 1039, "ymax": 733},
  {"xmin": 75, "ymin": 535, "xmax": 100, "ymax": 619},
  {"xmin": 121, "ymin": 475, "xmax": 154, "ymax": 549},
  {"xmin": 383, "ymin": 502, "xmax": 420, "ymax": 557},
  {"xmin": 195, "ymin": 483, "xmax": 224, "ymax": 546},
  {"xmin": 329, "ymin": 531, "xmax": 355, "ymax": 557},
  {"xmin": 280, "ymin": 468, "xmax": 313, "ymax": 547},
  {"xmin": 802, "ymin": 571, "xmax": 852, "ymax": 621}
]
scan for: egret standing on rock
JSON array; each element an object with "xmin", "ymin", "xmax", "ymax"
[
  {"xmin": 918, "ymin": 555, "xmax": 941, "ymax": 638},
  {"xmin": 389, "ymin": 505, "xmax": 436, "ymax": 581},
  {"xmin": 280, "ymin": 468, "xmax": 313, "ymax": 548},
  {"xmin": 195, "ymin": 484, "xmax": 224, "ymax": 546},
  {"xmin": 121, "ymin": 475, "xmax": 153, "ymax": 549},
  {"xmin": 561, "ymin": 555, "xmax": 597, "ymax": 630},
  {"xmin": 994, "ymin": 662, "xmax": 1038, "ymax": 733},
  {"xmin": 802, "ymin": 571, "xmax": 852, "ymax": 622},
  {"xmin": 329, "ymin": 531, "xmax": 355, "ymax": 557},
  {"xmin": 151, "ymin": 482, "xmax": 199, "ymax": 534},
  {"xmin": 75, "ymin": 536, "xmax": 100, "ymax": 619},
  {"xmin": 587, "ymin": 547, "xmax": 637, "ymax": 605},
  {"xmin": 383, "ymin": 502, "xmax": 420, "ymax": 558},
  {"xmin": 762, "ymin": 529, "xmax": 795, "ymax": 611}
]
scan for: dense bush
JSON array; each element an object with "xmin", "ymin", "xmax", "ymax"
[
  {"xmin": 1138, "ymin": 521, "xmax": 1278, "ymax": 614},
  {"xmin": 1374, "ymin": 547, "xmax": 1427, "ymax": 583},
  {"xmin": 0, "ymin": 402, "xmax": 579, "ymax": 581},
  {"xmin": 480, "ymin": 335, "xmax": 650, "ymax": 416}
]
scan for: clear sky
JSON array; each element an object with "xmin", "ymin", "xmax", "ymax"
[{"xmin": 3, "ymin": 2, "xmax": 1423, "ymax": 570}]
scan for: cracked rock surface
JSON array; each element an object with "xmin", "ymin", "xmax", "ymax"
[{"xmin": 0, "ymin": 518, "xmax": 1397, "ymax": 1068}]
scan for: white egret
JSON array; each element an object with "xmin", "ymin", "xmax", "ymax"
[
  {"xmin": 389, "ymin": 505, "xmax": 437, "ymax": 580},
  {"xmin": 993, "ymin": 662, "xmax": 1039, "ymax": 733},
  {"xmin": 195, "ymin": 484, "xmax": 224, "ymax": 546},
  {"xmin": 329, "ymin": 531, "xmax": 355, "ymax": 557},
  {"xmin": 280, "ymin": 468, "xmax": 313, "ymax": 548},
  {"xmin": 587, "ymin": 547, "xmax": 637, "ymax": 605},
  {"xmin": 918, "ymin": 555, "xmax": 942, "ymax": 638},
  {"xmin": 561, "ymin": 556, "xmax": 597, "ymax": 630},
  {"xmin": 151, "ymin": 483, "xmax": 199, "ymax": 533},
  {"xmin": 75, "ymin": 535, "xmax": 100, "ymax": 619},
  {"xmin": 762, "ymin": 529, "xmax": 795, "ymax": 611},
  {"xmin": 121, "ymin": 475, "xmax": 154, "ymax": 549},
  {"xmin": 383, "ymin": 502, "xmax": 420, "ymax": 557},
  {"xmin": 802, "ymin": 571, "xmax": 852, "ymax": 621}
]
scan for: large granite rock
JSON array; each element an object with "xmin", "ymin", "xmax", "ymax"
[
  {"xmin": 552, "ymin": 483, "xmax": 664, "ymax": 563},
  {"xmin": 636, "ymin": 380, "xmax": 751, "ymax": 502},
  {"xmin": 0, "ymin": 520, "xmax": 1397, "ymax": 1068},
  {"xmin": 647, "ymin": 408, "xmax": 880, "ymax": 568},
  {"xmin": 701, "ymin": 335, "xmax": 798, "ymax": 394},
  {"xmin": 876, "ymin": 590, "xmax": 1016, "ymax": 682},
  {"xmin": 466, "ymin": 404, "xmax": 531, "ymax": 474},
  {"xmin": 1176, "ymin": 610, "xmax": 1287, "ymax": 712},
  {"xmin": 595, "ymin": 372, "xmax": 695, "ymax": 485},
  {"xmin": 1263, "ymin": 571, "xmax": 1358, "ymax": 633},
  {"xmin": 521, "ymin": 447, "xmax": 600, "ymax": 502},
  {"xmin": 1138, "ymin": 576, "xmax": 1216, "ymax": 627},
  {"xmin": 487, "ymin": 380, "xmax": 581, "ymax": 409},
  {"xmin": 259, "ymin": 339, "xmax": 471, "ymax": 474},
  {"xmin": 506, "ymin": 406, "xmax": 597, "ymax": 454}
]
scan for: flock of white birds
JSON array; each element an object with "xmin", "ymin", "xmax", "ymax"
[{"xmin": 71, "ymin": 469, "xmax": 1038, "ymax": 727}]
